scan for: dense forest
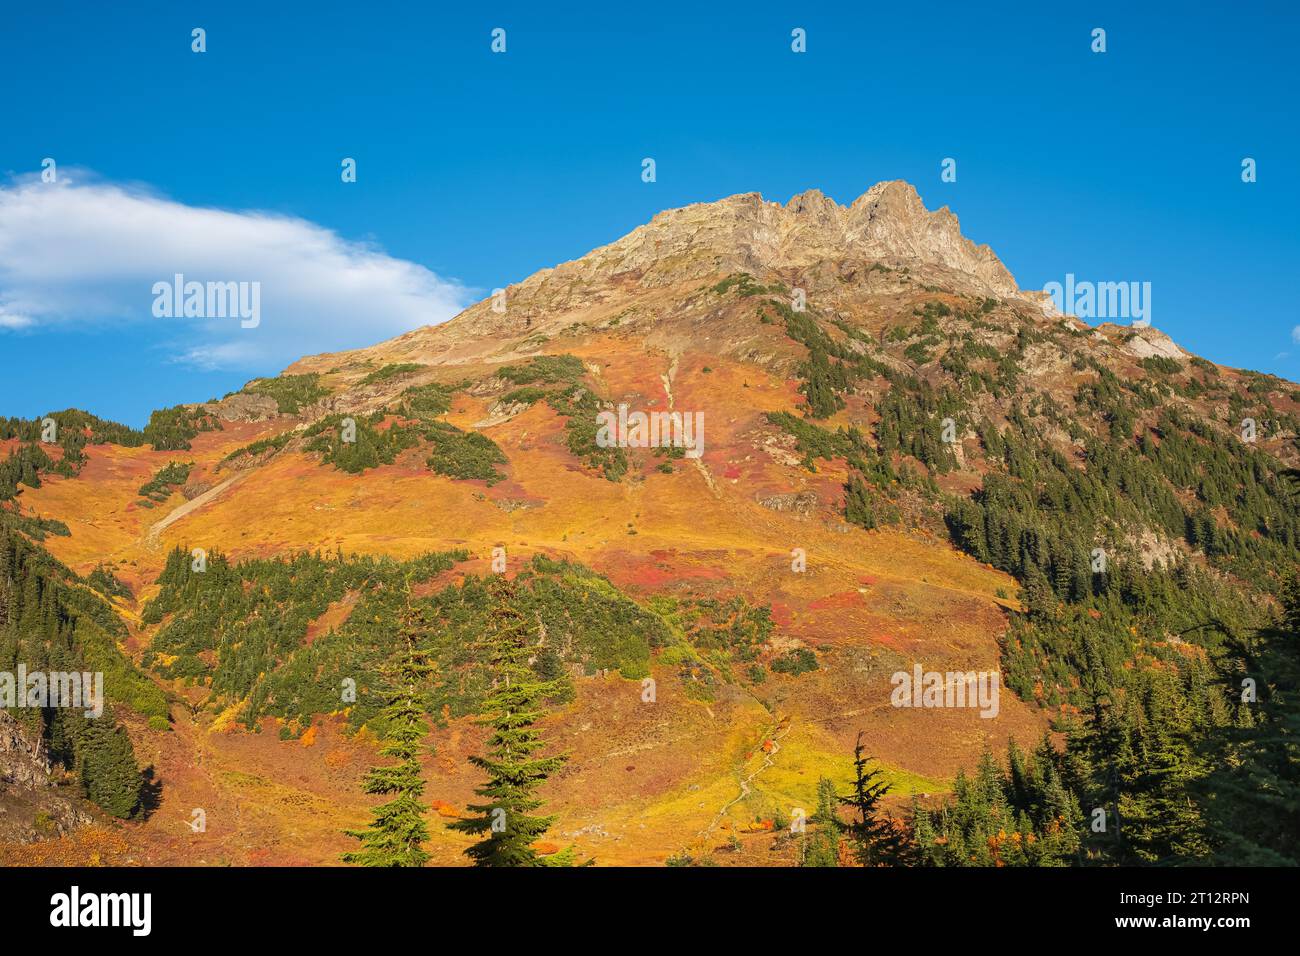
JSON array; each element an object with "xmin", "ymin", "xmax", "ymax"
[
  {"xmin": 747, "ymin": 286, "xmax": 1300, "ymax": 867},
  {"xmin": 0, "ymin": 521, "xmax": 163, "ymax": 818},
  {"xmin": 141, "ymin": 546, "xmax": 810, "ymax": 735},
  {"xmin": 795, "ymin": 568, "xmax": 1298, "ymax": 867}
]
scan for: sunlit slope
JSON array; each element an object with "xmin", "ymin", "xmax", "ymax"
[{"xmin": 17, "ymin": 181, "xmax": 1293, "ymax": 864}]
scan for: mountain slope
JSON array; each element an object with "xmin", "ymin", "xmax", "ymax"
[{"xmin": 3, "ymin": 181, "xmax": 1298, "ymax": 865}]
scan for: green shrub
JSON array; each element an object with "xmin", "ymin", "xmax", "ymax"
[
  {"xmin": 304, "ymin": 414, "xmax": 419, "ymax": 474},
  {"xmin": 138, "ymin": 461, "xmax": 192, "ymax": 502},
  {"xmin": 425, "ymin": 422, "xmax": 507, "ymax": 484},
  {"xmin": 87, "ymin": 565, "xmax": 132, "ymax": 600},
  {"xmin": 222, "ymin": 431, "xmax": 293, "ymax": 463},
  {"xmin": 241, "ymin": 373, "xmax": 329, "ymax": 414},
  {"xmin": 770, "ymin": 648, "xmax": 818, "ymax": 675},
  {"xmin": 1140, "ymin": 356, "xmax": 1182, "ymax": 376},
  {"xmin": 399, "ymin": 382, "xmax": 456, "ymax": 418},
  {"xmin": 140, "ymin": 548, "xmax": 688, "ymax": 730},
  {"xmin": 498, "ymin": 354, "xmax": 585, "ymax": 386},
  {"xmin": 360, "ymin": 363, "xmax": 425, "ymax": 385},
  {"xmin": 143, "ymin": 405, "xmax": 221, "ymax": 451}
]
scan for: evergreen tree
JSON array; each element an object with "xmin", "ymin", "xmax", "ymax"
[
  {"xmin": 343, "ymin": 585, "xmax": 433, "ymax": 867},
  {"xmin": 909, "ymin": 798, "xmax": 942, "ymax": 866},
  {"xmin": 802, "ymin": 775, "xmax": 842, "ymax": 867},
  {"xmin": 910, "ymin": 740, "xmax": 1086, "ymax": 866},
  {"xmin": 1103, "ymin": 670, "xmax": 1211, "ymax": 863},
  {"xmin": 843, "ymin": 473, "xmax": 879, "ymax": 530},
  {"xmin": 1201, "ymin": 572, "xmax": 1300, "ymax": 864},
  {"xmin": 448, "ymin": 580, "xmax": 571, "ymax": 866},
  {"xmin": 77, "ymin": 718, "xmax": 143, "ymax": 819},
  {"xmin": 840, "ymin": 731, "xmax": 910, "ymax": 866}
]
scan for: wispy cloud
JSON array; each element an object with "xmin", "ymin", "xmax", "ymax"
[{"xmin": 0, "ymin": 171, "xmax": 473, "ymax": 368}]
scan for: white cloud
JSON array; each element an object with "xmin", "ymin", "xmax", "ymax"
[{"xmin": 0, "ymin": 171, "xmax": 474, "ymax": 368}]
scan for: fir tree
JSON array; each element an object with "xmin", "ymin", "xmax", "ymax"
[
  {"xmin": 840, "ymin": 731, "xmax": 910, "ymax": 866},
  {"xmin": 77, "ymin": 718, "xmax": 143, "ymax": 819},
  {"xmin": 1201, "ymin": 573, "xmax": 1300, "ymax": 864},
  {"xmin": 843, "ymin": 472, "xmax": 878, "ymax": 530},
  {"xmin": 343, "ymin": 585, "xmax": 433, "ymax": 867},
  {"xmin": 448, "ymin": 580, "xmax": 571, "ymax": 866},
  {"xmin": 909, "ymin": 798, "xmax": 941, "ymax": 866},
  {"xmin": 1109, "ymin": 671, "xmax": 1211, "ymax": 863},
  {"xmin": 802, "ymin": 775, "xmax": 842, "ymax": 867},
  {"xmin": 909, "ymin": 740, "xmax": 1086, "ymax": 866}
]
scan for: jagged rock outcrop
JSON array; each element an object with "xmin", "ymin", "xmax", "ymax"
[
  {"xmin": 758, "ymin": 491, "xmax": 819, "ymax": 516},
  {"xmin": 297, "ymin": 181, "xmax": 1033, "ymax": 370},
  {"xmin": 463, "ymin": 181, "xmax": 1019, "ymax": 331},
  {"xmin": 0, "ymin": 710, "xmax": 92, "ymax": 843},
  {"xmin": 0, "ymin": 710, "xmax": 51, "ymax": 788},
  {"xmin": 208, "ymin": 391, "xmax": 280, "ymax": 423}
]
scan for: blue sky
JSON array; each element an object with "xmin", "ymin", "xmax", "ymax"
[{"xmin": 1, "ymin": 0, "xmax": 1296, "ymax": 426}]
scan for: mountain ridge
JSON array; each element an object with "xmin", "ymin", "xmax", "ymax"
[{"xmin": 288, "ymin": 180, "xmax": 1046, "ymax": 374}]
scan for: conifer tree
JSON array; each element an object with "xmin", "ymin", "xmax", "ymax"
[
  {"xmin": 840, "ymin": 731, "xmax": 910, "ymax": 866},
  {"xmin": 448, "ymin": 579, "xmax": 571, "ymax": 866},
  {"xmin": 909, "ymin": 797, "xmax": 941, "ymax": 866},
  {"xmin": 1202, "ymin": 573, "xmax": 1300, "ymax": 864},
  {"xmin": 343, "ymin": 585, "xmax": 433, "ymax": 867},
  {"xmin": 77, "ymin": 717, "xmax": 143, "ymax": 819},
  {"xmin": 843, "ymin": 473, "xmax": 878, "ymax": 530},
  {"xmin": 802, "ymin": 775, "xmax": 842, "ymax": 867},
  {"xmin": 1108, "ymin": 670, "xmax": 1211, "ymax": 863}
]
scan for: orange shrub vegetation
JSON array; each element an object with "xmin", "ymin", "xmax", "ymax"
[{"xmin": 0, "ymin": 826, "xmax": 132, "ymax": 867}]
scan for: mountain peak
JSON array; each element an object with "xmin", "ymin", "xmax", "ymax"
[
  {"xmin": 369, "ymin": 181, "xmax": 1026, "ymax": 351},
  {"xmin": 647, "ymin": 180, "xmax": 1015, "ymax": 295},
  {"xmin": 850, "ymin": 178, "xmax": 925, "ymax": 208},
  {"xmin": 785, "ymin": 188, "xmax": 837, "ymax": 215}
]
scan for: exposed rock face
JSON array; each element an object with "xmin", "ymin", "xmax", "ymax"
[
  {"xmin": 474, "ymin": 399, "xmax": 533, "ymax": 429},
  {"xmin": 598, "ymin": 180, "xmax": 1020, "ymax": 298},
  {"xmin": 758, "ymin": 491, "xmax": 819, "ymax": 516},
  {"xmin": 209, "ymin": 391, "xmax": 280, "ymax": 423},
  {"xmin": 0, "ymin": 710, "xmax": 51, "ymax": 789},
  {"xmin": 0, "ymin": 710, "xmax": 93, "ymax": 843},
  {"xmin": 182, "ymin": 479, "xmax": 215, "ymax": 500},
  {"xmin": 322, "ymin": 181, "xmax": 1030, "ymax": 363},
  {"xmin": 1117, "ymin": 325, "xmax": 1189, "ymax": 361}
]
